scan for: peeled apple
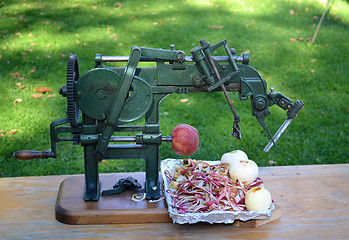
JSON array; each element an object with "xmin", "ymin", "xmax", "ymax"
[
  {"xmin": 220, "ymin": 150, "xmax": 248, "ymax": 164},
  {"xmin": 224, "ymin": 159, "xmax": 259, "ymax": 184},
  {"xmin": 245, "ymin": 187, "xmax": 272, "ymax": 211}
]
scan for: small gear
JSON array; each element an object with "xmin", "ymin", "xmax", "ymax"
[{"xmin": 66, "ymin": 54, "xmax": 80, "ymax": 128}]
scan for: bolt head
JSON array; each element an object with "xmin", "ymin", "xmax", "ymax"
[{"xmin": 255, "ymin": 97, "xmax": 266, "ymax": 110}]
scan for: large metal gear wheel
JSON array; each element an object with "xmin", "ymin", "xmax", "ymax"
[{"xmin": 66, "ymin": 54, "xmax": 80, "ymax": 128}]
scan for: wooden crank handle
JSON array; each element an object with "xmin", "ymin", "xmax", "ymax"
[{"xmin": 13, "ymin": 150, "xmax": 53, "ymax": 160}]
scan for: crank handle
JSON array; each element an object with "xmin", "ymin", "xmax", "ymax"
[{"xmin": 13, "ymin": 150, "xmax": 53, "ymax": 160}]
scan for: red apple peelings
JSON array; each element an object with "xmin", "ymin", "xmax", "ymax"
[{"xmin": 165, "ymin": 159, "xmax": 263, "ymax": 214}]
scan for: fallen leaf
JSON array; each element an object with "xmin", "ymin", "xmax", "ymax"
[
  {"xmin": 34, "ymin": 87, "xmax": 52, "ymax": 93},
  {"xmin": 268, "ymin": 160, "xmax": 278, "ymax": 165},
  {"xmin": 317, "ymin": 109, "xmax": 325, "ymax": 114},
  {"xmin": 31, "ymin": 94, "xmax": 44, "ymax": 98},
  {"xmin": 113, "ymin": 2, "xmax": 122, "ymax": 10},
  {"xmin": 313, "ymin": 16, "xmax": 319, "ymax": 20},
  {"xmin": 310, "ymin": 59, "xmax": 316, "ymax": 63},
  {"xmin": 310, "ymin": 69, "xmax": 315, "ymax": 73},
  {"xmin": 6, "ymin": 129, "xmax": 17, "ymax": 136},
  {"xmin": 48, "ymin": 94, "xmax": 55, "ymax": 98},
  {"xmin": 180, "ymin": 99, "xmax": 189, "ymax": 103},
  {"xmin": 10, "ymin": 72, "xmax": 21, "ymax": 78},
  {"xmin": 290, "ymin": 38, "xmax": 297, "ymax": 42},
  {"xmin": 14, "ymin": 98, "xmax": 22, "ymax": 104},
  {"xmin": 30, "ymin": 68, "xmax": 35, "ymax": 74},
  {"xmin": 209, "ymin": 25, "xmax": 224, "ymax": 29}
]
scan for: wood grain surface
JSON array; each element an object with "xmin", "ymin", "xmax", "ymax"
[
  {"xmin": 1, "ymin": 164, "xmax": 348, "ymax": 239},
  {"xmin": 55, "ymin": 173, "xmax": 172, "ymax": 224}
]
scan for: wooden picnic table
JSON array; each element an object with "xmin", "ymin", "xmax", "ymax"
[{"xmin": 0, "ymin": 164, "xmax": 348, "ymax": 239}]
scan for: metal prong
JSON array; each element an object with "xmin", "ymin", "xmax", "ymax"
[
  {"xmin": 231, "ymin": 115, "xmax": 241, "ymax": 140},
  {"xmin": 263, "ymin": 119, "xmax": 293, "ymax": 152}
]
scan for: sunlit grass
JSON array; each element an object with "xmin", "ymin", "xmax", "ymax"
[{"xmin": 0, "ymin": 0, "xmax": 348, "ymax": 177}]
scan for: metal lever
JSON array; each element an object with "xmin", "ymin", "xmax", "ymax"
[
  {"xmin": 200, "ymin": 39, "xmax": 241, "ymax": 140},
  {"xmin": 263, "ymin": 118, "xmax": 292, "ymax": 152},
  {"xmin": 94, "ymin": 47, "xmax": 141, "ymax": 161},
  {"xmin": 102, "ymin": 176, "xmax": 142, "ymax": 196},
  {"xmin": 255, "ymin": 111, "xmax": 276, "ymax": 148},
  {"xmin": 264, "ymin": 99, "xmax": 304, "ymax": 151}
]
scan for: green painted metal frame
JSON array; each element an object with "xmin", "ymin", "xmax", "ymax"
[{"xmin": 44, "ymin": 39, "xmax": 303, "ymax": 201}]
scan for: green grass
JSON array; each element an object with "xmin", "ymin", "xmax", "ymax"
[{"xmin": 0, "ymin": 0, "xmax": 348, "ymax": 177}]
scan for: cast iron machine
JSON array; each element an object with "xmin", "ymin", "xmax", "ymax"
[{"xmin": 14, "ymin": 39, "xmax": 303, "ymax": 201}]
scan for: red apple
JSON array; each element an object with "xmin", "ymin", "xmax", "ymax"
[{"xmin": 171, "ymin": 124, "xmax": 199, "ymax": 156}]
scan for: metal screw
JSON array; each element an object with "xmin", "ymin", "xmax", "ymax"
[
  {"xmin": 96, "ymin": 89, "xmax": 107, "ymax": 100},
  {"xmin": 177, "ymin": 52, "xmax": 184, "ymax": 61},
  {"xmin": 231, "ymin": 48, "xmax": 237, "ymax": 55}
]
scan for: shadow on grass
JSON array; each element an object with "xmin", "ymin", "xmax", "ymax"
[{"xmin": 1, "ymin": 0, "xmax": 348, "ymax": 176}]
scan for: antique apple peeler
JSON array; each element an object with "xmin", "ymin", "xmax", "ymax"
[{"xmin": 13, "ymin": 39, "xmax": 303, "ymax": 200}]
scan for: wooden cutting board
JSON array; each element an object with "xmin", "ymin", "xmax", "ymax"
[{"xmin": 55, "ymin": 173, "xmax": 280, "ymax": 226}]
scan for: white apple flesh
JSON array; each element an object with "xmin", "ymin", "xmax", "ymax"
[
  {"xmin": 245, "ymin": 187, "xmax": 272, "ymax": 211},
  {"xmin": 227, "ymin": 159, "xmax": 259, "ymax": 184},
  {"xmin": 220, "ymin": 150, "xmax": 248, "ymax": 164}
]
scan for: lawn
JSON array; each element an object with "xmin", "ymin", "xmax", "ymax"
[{"xmin": 0, "ymin": 0, "xmax": 348, "ymax": 177}]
